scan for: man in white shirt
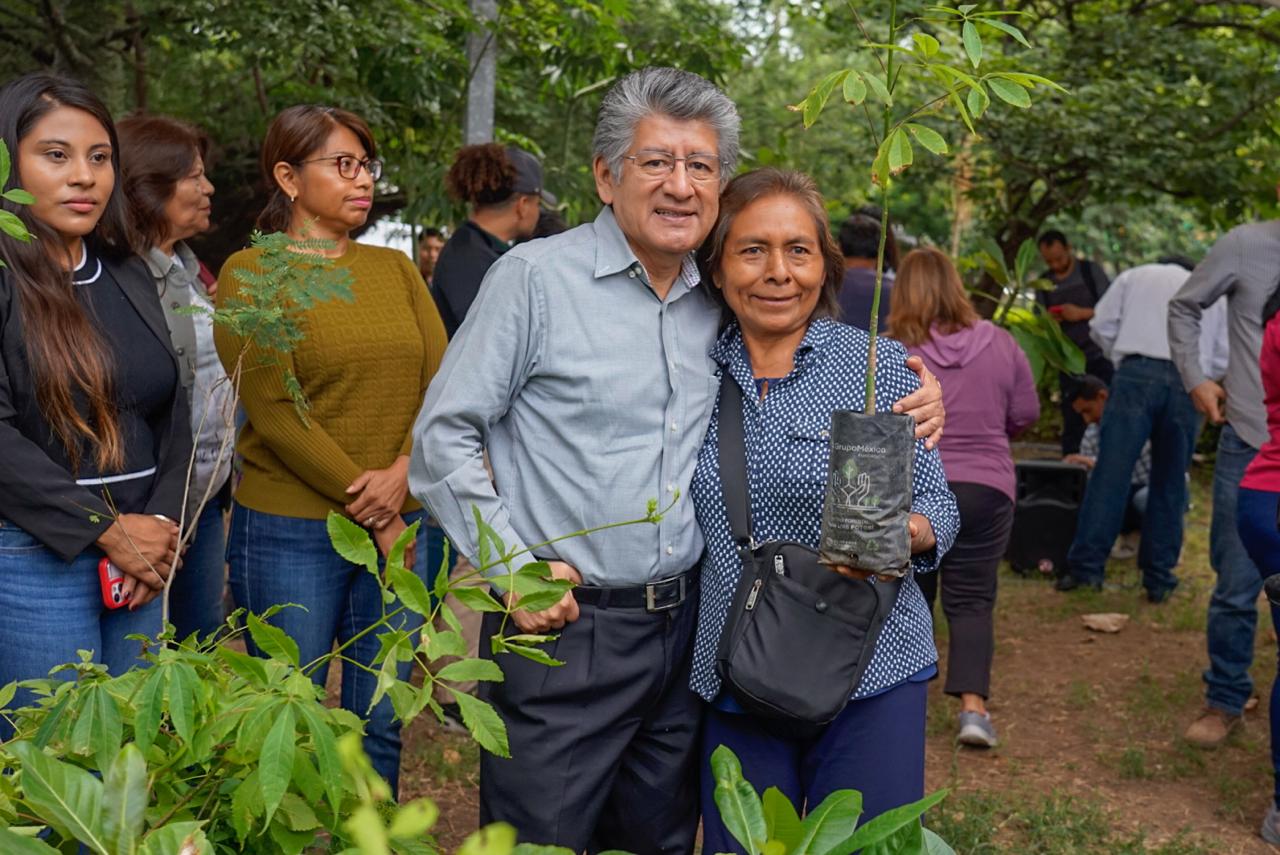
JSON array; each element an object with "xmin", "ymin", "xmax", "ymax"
[{"xmin": 1056, "ymin": 257, "xmax": 1228, "ymax": 599}]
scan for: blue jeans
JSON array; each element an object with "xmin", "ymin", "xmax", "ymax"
[
  {"xmin": 1065, "ymin": 357, "xmax": 1200, "ymax": 595},
  {"xmin": 699, "ymin": 680, "xmax": 926, "ymax": 855},
  {"xmin": 1238, "ymin": 486, "xmax": 1280, "ymax": 806},
  {"xmin": 0, "ymin": 519, "xmax": 161, "ymax": 740},
  {"xmin": 1204, "ymin": 424, "xmax": 1262, "ymax": 714},
  {"xmin": 227, "ymin": 504, "xmax": 444, "ymax": 797},
  {"xmin": 168, "ymin": 500, "xmax": 227, "ymax": 641}
]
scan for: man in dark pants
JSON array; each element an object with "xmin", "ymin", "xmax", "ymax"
[
  {"xmin": 410, "ymin": 68, "xmax": 945, "ymax": 852},
  {"xmin": 1037, "ymin": 230, "xmax": 1112, "ymax": 455}
]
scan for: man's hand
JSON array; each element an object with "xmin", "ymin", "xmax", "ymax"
[
  {"xmin": 346, "ymin": 456, "xmax": 411, "ymax": 529},
  {"xmin": 908, "ymin": 513, "xmax": 936, "ymax": 554},
  {"xmin": 506, "ymin": 560, "xmax": 583, "ymax": 633},
  {"xmin": 1190, "ymin": 380, "xmax": 1226, "ymax": 424},
  {"xmin": 1063, "ymin": 453, "xmax": 1096, "ymax": 470},
  {"xmin": 1057, "ymin": 303, "xmax": 1093, "ymax": 323},
  {"xmin": 96, "ymin": 514, "xmax": 178, "ymax": 590},
  {"xmin": 896, "ymin": 356, "xmax": 945, "ymax": 450},
  {"xmin": 372, "ymin": 515, "xmax": 415, "ymax": 571}
]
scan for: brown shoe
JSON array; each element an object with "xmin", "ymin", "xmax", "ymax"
[{"xmin": 1183, "ymin": 707, "xmax": 1242, "ymax": 748}]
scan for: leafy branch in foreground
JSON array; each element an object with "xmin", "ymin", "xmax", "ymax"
[
  {"xmin": 0, "ymin": 140, "xmax": 36, "ymax": 257},
  {"xmin": 790, "ymin": 2, "xmax": 1064, "ymax": 411},
  {"xmin": 0, "ymin": 499, "xmax": 673, "ymax": 854}
]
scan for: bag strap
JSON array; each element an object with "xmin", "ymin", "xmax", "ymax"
[{"xmin": 716, "ymin": 372, "xmax": 758, "ymax": 563}]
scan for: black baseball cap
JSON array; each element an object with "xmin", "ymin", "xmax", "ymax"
[{"xmin": 506, "ymin": 146, "xmax": 557, "ymax": 207}]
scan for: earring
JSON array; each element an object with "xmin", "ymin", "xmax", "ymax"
[{"xmin": 288, "ymin": 194, "xmax": 296, "ymax": 203}]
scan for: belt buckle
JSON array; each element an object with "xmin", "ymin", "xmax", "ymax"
[{"xmin": 645, "ymin": 575, "xmax": 686, "ymax": 613}]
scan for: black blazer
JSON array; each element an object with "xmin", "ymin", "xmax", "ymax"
[{"xmin": 0, "ymin": 254, "xmax": 193, "ymax": 561}]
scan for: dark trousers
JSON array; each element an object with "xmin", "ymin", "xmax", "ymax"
[
  {"xmin": 1238, "ymin": 487, "xmax": 1280, "ymax": 807},
  {"xmin": 478, "ymin": 589, "xmax": 701, "ymax": 853},
  {"xmin": 916, "ymin": 482, "xmax": 1013, "ymax": 699},
  {"xmin": 1065, "ymin": 356, "xmax": 1200, "ymax": 595},
  {"xmin": 698, "ymin": 680, "xmax": 927, "ymax": 855},
  {"xmin": 1059, "ymin": 355, "xmax": 1115, "ymax": 455}
]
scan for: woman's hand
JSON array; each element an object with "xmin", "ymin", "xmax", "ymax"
[
  {"xmin": 909, "ymin": 513, "xmax": 936, "ymax": 554},
  {"xmin": 895, "ymin": 356, "xmax": 945, "ymax": 450},
  {"xmin": 346, "ymin": 456, "xmax": 410, "ymax": 529},
  {"xmin": 96, "ymin": 514, "xmax": 178, "ymax": 590},
  {"xmin": 120, "ymin": 575, "xmax": 161, "ymax": 609},
  {"xmin": 372, "ymin": 514, "xmax": 415, "ymax": 571}
]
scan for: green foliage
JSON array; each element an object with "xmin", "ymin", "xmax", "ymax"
[
  {"xmin": 0, "ymin": 140, "xmax": 35, "ymax": 258},
  {"xmin": 214, "ymin": 230, "xmax": 354, "ymax": 423},
  {"xmin": 790, "ymin": 2, "xmax": 1061, "ymax": 410},
  {"xmin": 711, "ymin": 745, "xmax": 954, "ymax": 855}
]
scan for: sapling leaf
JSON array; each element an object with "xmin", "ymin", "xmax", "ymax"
[
  {"xmin": 101, "ymin": 744, "xmax": 147, "ymax": 855},
  {"xmin": 762, "ymin": 786, "xmax": 803, "ymax": 850},
  {"xmin": 247, "ymin": 614, "xmax": 301, "ymax": 667},
  {"xmin": 258, "ymin": 703, "xmax": 296, "ymax": 825},
  {"xmin": 296, "ymin": 703, "xmax": 345, "ymax": 814},
  {"xmin": 452, "ymin": 585, "xmax": 507, "ymax": 613},
  {"xmin": 794, "ymin": 789, "xmax": 862, "ymax": 855},
  {"xmin": 327, "ymin": 511, "xmax": 379, "ymax": 574},
  {"xmin": 842, "ymin": 71, "xmax": 868, "ymax": 105},
  {"xmin": 967, "ymin": 84, "xmax": 990, "ymax": 118},
  {"xmin": 962, "ymin": 21, "xmax": 982, "ymax": 67},
  {"xmin": 907, "ymin": 123, "xmax": 949, "ymax": 155},
  {"xmin": 459, "ymin": 823, "xmax": 516, "ymax": 855},
  {"xmin": 997, "ymin": 71, "xmax": 1068, "ymax": 92},
  {"xmin": 436, "ymin": 657, "xmax": 504, "ymax": 684},
  {"xmin": 988, "ymin": 77, "xmax": 1031, "ymax": 107},
  {"xmin": 958, "ymin": 3, "xmax": 978, "ymax": 12},
  {"xmin": 804, "ymin": 69, "xmax": 851, "ymax": 128},
  {"xmin": 502, "ymin": 640, "xmax": 564, "ymax": 667},
  {"xmin": 841, "ymin": 788, "xmax": 948, "ymax": 851},
  {"xmin": 386, "ymin": 518, "xmax": 422, "ymax": 574},
  {"xmin": 138, "ymin": 822, "xmax": 208, "ymax": 855},
  {"xmin": 711, "ymin": 746, "xmax": 767, "ymax": 854},
  {"xmin": 948, "ymin": 90, "xmax": 978, "ymax": 135},
  {"xmin": 0, "ymin": 828, "xmax": 60, "ymax": 854},
  {"xmin": 9, "ymin": 741, "xmax": 107, "ymax": 853},
  {"xmin": 912, "ymin": 32, "xmax": 940, "ymax": 57},
  {"xmin": 0, "ymin": 140, "xmax": 9, "ymax": 183},
  {"xmin": 2, "ymin": 188, "xmax": 35, "ymax": 204},
  {"xmin": 923, "ymin": 827, "xmax": 958, "ymax": 854},
  {"xmin": 978, "ymin": 17, "xmax": 1031, "ymax": 47},
  {"xmin": 452, "ymin": 690, "xmax": 510, "ymax": 757},
  {"xmin": 389, "ymin": 799, "xmax": 441, "ymax": 840},
  {"xmin": 862, "ymin": 72, "xmax": 893, "ymax": 106},
  {"xmin": 0, "ymin": 680, "xmax": 15, "ymax": 710},
  {"xmin": 871, "ymin": 138, "xmax": 893, "ymax": 187},
  {"xmin": 0, "ymin": 210, "xmax": 32, "ymax": 241},
  {"xmin": 887, "ymin": 128, "xmax": 914, "ymax": 173},
  {"xmin": 389, "ymin": 563, "xmax": 433, "ymax": 617}
]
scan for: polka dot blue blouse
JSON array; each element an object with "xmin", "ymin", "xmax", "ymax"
[{"xmin": 689, "ymin": 317, "xmax": 960, "ymax": 702}]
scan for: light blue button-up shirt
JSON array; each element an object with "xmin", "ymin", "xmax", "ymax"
[{"xmin": 410, "ymin": 206, "xmax": 721, "ymax": 585}]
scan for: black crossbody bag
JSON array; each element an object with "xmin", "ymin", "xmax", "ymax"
[{"xmin": 714, "ymin": 374, "xmax": 901, "ymax": 728}]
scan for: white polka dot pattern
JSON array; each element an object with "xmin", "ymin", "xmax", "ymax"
[{"xmin": 689, "ymin": 318, "xmax": 959, "ymax": 702}]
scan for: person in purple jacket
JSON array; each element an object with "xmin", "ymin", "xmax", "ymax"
[{"xmin": 887, "ymin": 247, "xmax": 1040, "ymax": 748}]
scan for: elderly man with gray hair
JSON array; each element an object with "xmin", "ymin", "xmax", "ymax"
[{"xmin": 411, "ymin": 67, "xmax": 943, "ymax": 851}]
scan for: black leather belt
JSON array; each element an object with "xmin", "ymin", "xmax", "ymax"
[{"xmin": 571, "ymin": 570, "xmax": 697, "ymax": 612}]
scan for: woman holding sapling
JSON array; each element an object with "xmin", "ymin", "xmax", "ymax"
[
  {"xmin": 117, "ymin": 114, "xmax": 234, "ymax": 641},
  {"xmin": 888, "ymin": 247, "xmax": 1039, "ymax": 749},
  {"xmin": 0, "ymin": 74, "xmax": 192, "ymax": 735},
  {"xmin": 213, "ymin": 105, "xmax": 448, "ymax": 797},
  {"xmin": 690, "ymin": 168, "xmax": 958, "ymax": 846}
]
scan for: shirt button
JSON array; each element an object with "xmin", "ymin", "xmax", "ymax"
[
  {"xmin": 666, "ymin": 483, "xmax": 674, "ymax": 493},
  {"xmin": 627, "ymin": 269, "xmax": 637, "ymax": 278},
  {"xmin": 666, "ymin": 545, "xmax": 674, "ymax": 555},
  {"xmin": 176, "ymin": 347, "xmax": 185, "ymax": 356},
  {"xmin": 670, "ymin": 421, "xmax": 678, "ymax": 432}
]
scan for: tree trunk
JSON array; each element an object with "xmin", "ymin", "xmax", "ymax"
[{"xmin": 464, "ymin": 0, "xmax": 498, "ymax": 144}]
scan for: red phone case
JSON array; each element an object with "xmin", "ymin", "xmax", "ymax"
[{"xmin": 98, "ymin": 557, "xmax": 131, "ymax": 610}]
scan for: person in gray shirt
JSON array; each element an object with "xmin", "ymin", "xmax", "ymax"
[
  {"xmin": 1167, "ymin": 214, "xmax": 1280, "ymax": 751},
  {"xmin": 410, "ymin": 67, "xmax": 944, "ymax": 852}
]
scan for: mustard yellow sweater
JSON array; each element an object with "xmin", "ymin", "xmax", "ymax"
[{"xmin": 214, "ymin": 242, "xmax": 447, "ymax": 519}]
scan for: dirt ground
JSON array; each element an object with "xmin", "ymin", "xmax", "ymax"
[{"xmin": 394, "ymin": 460, "xmax": 1279, "ymax": 853}]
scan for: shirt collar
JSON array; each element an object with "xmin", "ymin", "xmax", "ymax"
[
  {"xmin": 710, "ymin": 315, "xmax": 836, "ymax": 374},
  {"xmin": 465, "ymin": 220, "xmax": 510, "ymax": 255},
  {"xmin": 591, "ymin": 205, "xmax": 701, "ymax": 291},
  {"xmin": 143, "ymin": 242, "xmax": 198, "ymax": 281},
  {"xmin": 72, "ymin": 246, "xmax": 102, "ymax": 285}
]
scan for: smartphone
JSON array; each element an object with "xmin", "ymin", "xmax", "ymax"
[{"xmin": 98, "ymin": 557, "xmax": 131, "ymax": 610}]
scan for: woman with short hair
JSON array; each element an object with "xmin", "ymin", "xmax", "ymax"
[
  {"xmin": 888, "ymin": 246, "xmax": 1040, "ymax": 748},
  {"xmin": 117, "ymin": 112, "xmax": 233, "ymax": 642},
  {"xmin": 214, "ymin": 104, "xmax": 448, "ymax": 796}
]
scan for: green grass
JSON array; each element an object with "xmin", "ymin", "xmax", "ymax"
[
  {"xmin": 928, "ymin": 789, "xmax": 1214, "ymax": 854},
  {"xmin": 1065, "ymin": 680, "xmax": 1096, "ymax": 710}
]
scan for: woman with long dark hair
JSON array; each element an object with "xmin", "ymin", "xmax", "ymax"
[
  {"xmin": 117, "ymin": 113, "xmax": 233, "ymax": 642},
  {"xmin": 214, "ymin": 104, "xmax": 448, "ymax": 797},
  {"xmin": 0, "ymin": 74, "xmax": 191, "ymax": 734},
  {"xmin": 887, "ymin": 247, "xmax": 1039, "ymax": 748}
]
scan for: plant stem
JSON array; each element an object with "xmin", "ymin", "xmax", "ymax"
[{"xmin": 865, "ymin": 0, "xmax": 898, "ymax": 415}]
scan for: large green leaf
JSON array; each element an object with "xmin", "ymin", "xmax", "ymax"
[
  {"xmin": 458, "ymin": 822, "xmax": 517, "ymax": 855},
  {"xmin": 842, "ymin": 71, "xmax": 868, "ymax": 106},
  {"xmin": 711, "ymin": 745, "xmax": 767, "ymax": 854},
  {"xmin": 887, "ymin": 129, "xmax": 914, "ymax": 174},
  {"xmin": 0, "ymin": 139, "xmax": 10, "ymax": 183},
  {"xmin": 912, "ymin": 32, "xmax": 940, "ymax": 57},
  {"xmin": 344, "ymin": 803, "xmax": 390, "ymax": 854},
  {"xmin": 2, "ymin": 188, "xmax": 35, "ymax": 205},
  {"xmin": 389, "ymin": 563, "xmax": 434, "ymax": 617},
  {"xmin": 0, "ymin": 209, "xmax": 33, "ymax": 242},
  {"xmin": 326, "ymin": 511, "xmax": 379, "ymax": 572},
  {"xmin": 10, "ymin": 741, "xmax": 107, "ymax": 853},
  {"xmin": 453, "ymin": 691, "xmax": 510, "ymax": 758},
  {"xmin": 70, "ymin": 684, "xmax": 122, "ymax": 770},
  {"xmin": 246, "ymin": 614, "xmax": 301, "ymax": 667},
  {"xmin": 906, "ymin": 123, "xmax": 948, "ymax": 156},
  {"xmin": 388, "ymin": 798, "xmax": 441, "ymax": 839},
  {"xmin": 966, "ymin": 84, "xmax": 990, "ymax": 119},
  {"xmin": 862, "ymin": 72, "xmax": 893, "ymax": 107},
  {"xmin": 451, "ymin": 586, "xmax": 507, "ymax": 613},
  {"xmin": 259, "ymin": 703, "xmax": 297, "ymax": 825},
  {"xmin": 101, "ymin": 744, "xmax": 148, "ymax": 855},
  {"xmin": 961, "ymin": 20, "xmax": 982, "ymax": 67},
  {"xmin": 795, "ymin": 789, "xmax": 862, "ymax": 855},
  {"xmin": 842, "ymin": 789, "xmax": 948, "ymax": 852},
  {"xmin": 131, "ymin": 668, "xmax": 166, "ymax": 755},
  {"xmin": 386, "ymin": 519, "xmax": 422, "ymax": 574},
  {"xmin": 803, "ymin": 69, "xmax": 851, "ymax": 129},
  {"xmin": 988, "ymin": 77, "xmax": 1031, "ymax": 108},
  {"xmin": 923, "ymin": 827, "xmax": 957, "ymax": 854},
  {"xmin": 978, "ymin": 17, "xmax": 1031, "ymax": 47},
  {"xmin": 0, "ymin": 827, "xmax": 61, "ymax": 854},
  {"xmin": 761, "ymin": 786, "xmax": 802, "ymax": 851},
  {"xmin": 139, "ymin": 821, "xmax": 208, "ymax": 855}
]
